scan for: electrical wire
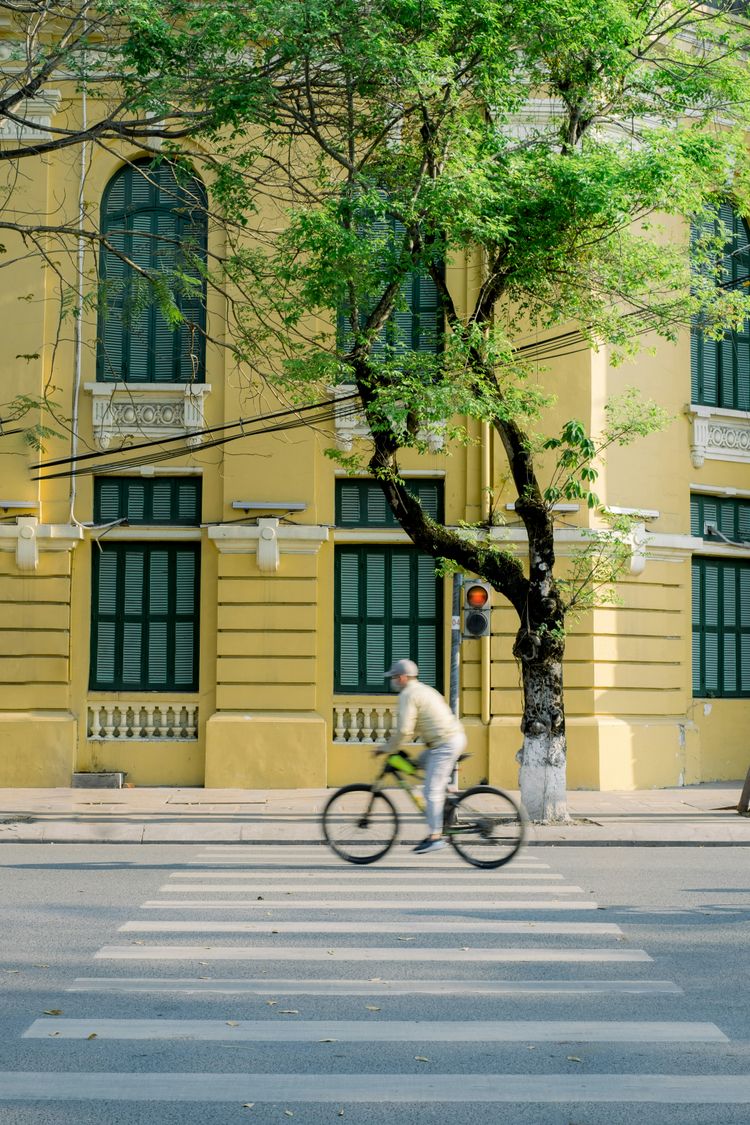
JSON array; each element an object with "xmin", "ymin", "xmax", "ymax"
[
  {"xmin": 31, "ymin": 399, "xmax": 362, "ymax": 480},
  {"xmin": 33, "ymin": 392, "xmax": 360, "ymax": 472}
]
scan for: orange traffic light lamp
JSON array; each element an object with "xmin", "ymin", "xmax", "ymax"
[{"xmin": 463, "ymin": 580, "xmax": 491, "ymax": 638}]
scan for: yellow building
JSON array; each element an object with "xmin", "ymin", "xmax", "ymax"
[{"xmin": 1, "ymin": 145, "xmax": 749, "ymax": 793}]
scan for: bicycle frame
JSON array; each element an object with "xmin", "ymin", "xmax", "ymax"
[
  {"xmin": 371, "ymin": 750, "xmax": 426, "ymax": 812},
  {"xmin": 371, "ymin": 750, "xmax": 470, "ymax": 837}
]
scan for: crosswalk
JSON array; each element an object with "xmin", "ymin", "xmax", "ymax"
[{"xmin": 3, "ymin": 842, "xmax": 750, "ymax": 1115}]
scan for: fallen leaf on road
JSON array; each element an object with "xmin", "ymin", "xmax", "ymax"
[
  {"xmin": 567, "ymin": 1056, "xmax": 582, "ymax": 1063},
  {"xmin": 414, "ymin": 1056, "xmax": 430, "ymax": 1063},
  {"xmin": 365, "ymin": 1006, "xmax": 381, "ymax": 1012},
  {"xmin": 87, "ymin": 1033, "xmax": 97, "ymax": 1040},
  {"xmin": 43, "ymin": 1010, "xmax": 63, "ymax": 1016}
]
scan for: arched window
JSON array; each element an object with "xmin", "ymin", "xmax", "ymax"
[
  {"xmin": 692, "ymin": 203, "xmax": 750, "ymax": 410},
  {"xmin": 97, "ymin": 160, "xmax": 208, "ymax": 383}
]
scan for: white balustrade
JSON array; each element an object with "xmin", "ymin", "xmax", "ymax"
[
  {"xmin": 87, "ymin": 702, "xmax": 198, "ymax": 741},
  {"xmin": 333, "ymin": 703, "xmax": 420, "ymax": 745}
]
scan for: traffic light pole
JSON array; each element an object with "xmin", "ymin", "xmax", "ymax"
[{"xmin": 449, "ymin": 573, "xmax": 463, "ymax": 788}]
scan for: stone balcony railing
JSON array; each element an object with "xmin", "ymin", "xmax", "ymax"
[
  {"xmin": 333, "ymin": 700, "xmax": 423, "ymax": 746},
  {"xmin": 87, "ymin": 702, "xmax": 199, "ymax": 741}
]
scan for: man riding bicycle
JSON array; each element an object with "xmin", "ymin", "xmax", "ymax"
[{"xmin": 377, "ymin": 659, "xmax": 467, "ymax": 854}]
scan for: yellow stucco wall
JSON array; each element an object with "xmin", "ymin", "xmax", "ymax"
[{"xmin": 0, "ymin": 133, "xmax": 748, "ymax": 790}]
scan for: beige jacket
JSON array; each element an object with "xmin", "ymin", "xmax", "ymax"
[{"xmin": 385, "ymin": 679, "xmax": 462, "ymax": 753}]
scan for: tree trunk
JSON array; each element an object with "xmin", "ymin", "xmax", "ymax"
[{"xmin": 516, "ymin": 650, "xmax": 568, "ymax": 823}]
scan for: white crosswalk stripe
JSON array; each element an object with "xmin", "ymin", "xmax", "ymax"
[
  {"xmin": 24, "ymin": 1018, "xmax": 728, "ymax": 1043},
  {"xmin": 120, "ymin": 918, "xmax": 623, "ymax": 934},
  {"xmin": 6, "ymin": 843, "xmax": 747, "ymax": 1114},
  {"xmin": 96, "ymin": 942, "xmax": 652, "ymax": 961},
  {"xmin": 138, "ymin": 896, "xmax": 599, "ymax": 909},
  {"xmin": 2, "ymin": 1073, "xmax": 750, "ymax": 1104},
  {"xmin": 67, "ymin": 977, "xmax": 683, "ymax": 996}
]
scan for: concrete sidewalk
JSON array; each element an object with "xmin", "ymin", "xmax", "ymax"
[{"xmin": 0, "ymin": 782, "xmax": 748, "ymax": 845}]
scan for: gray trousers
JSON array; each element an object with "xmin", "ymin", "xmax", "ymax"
[{"xmin": 421, "ymin": 732, "xmax": 467, "ymax": 835}]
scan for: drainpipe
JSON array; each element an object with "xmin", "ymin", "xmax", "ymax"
[{"xmin": 481, "ymin": 421, "xmax": 491, "ymax": 725}]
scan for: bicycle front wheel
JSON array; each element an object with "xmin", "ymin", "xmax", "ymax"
[
  {"xmin": 447, "ymin": 785, "xmax": 525, "ymax": 868},
  {"xmin": 321, "ymin": 784, "xmax": 399, "ymax": 865}
]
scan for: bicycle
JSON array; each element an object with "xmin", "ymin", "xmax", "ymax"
[{"xmin": 321, "ymin": 748, "xmax": 526, "ymax": 868}]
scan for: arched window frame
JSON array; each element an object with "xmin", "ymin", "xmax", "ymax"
[{"xmin": 96, "ymin": 158, "xmax": 208, "ymax": 384}]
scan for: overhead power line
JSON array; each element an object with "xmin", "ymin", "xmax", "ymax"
[{"xmin": 31, "ymin": 396, "xmax": 362, "ymax": 480}]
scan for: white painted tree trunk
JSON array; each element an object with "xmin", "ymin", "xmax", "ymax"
[{"xmin": 516, "ymin": 656, "xmax": 569, "ymax": 823}]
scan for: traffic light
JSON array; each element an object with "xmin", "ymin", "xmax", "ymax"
[{"xmin": 463, "ymin": 580, "xmax": 491, "ymax": 638}]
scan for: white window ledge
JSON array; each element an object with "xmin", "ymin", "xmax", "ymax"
[
  {"xmin": 84, "ymin": 383, "xmax": 211, "ymax": 451},
  {"xmin": 686, "ymin": 404, "xmax": 750, "ymax": 468}
]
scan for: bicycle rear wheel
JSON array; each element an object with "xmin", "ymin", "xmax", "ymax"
[
  {"xmin": 447, "ymin": 785, "xmax": 525, "ymax": 868},
  {"xmin": 321, "ymin": 784, "xmax": 398, "ymax": 865}
]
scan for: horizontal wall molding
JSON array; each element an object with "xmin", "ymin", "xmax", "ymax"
[
  {"xmin": 209, "ymin": 518, "xmax": 328, "ymax": 573},
  {"xmin": 0, "ymin": 520, "xmax": 83, "ymax": 571}
]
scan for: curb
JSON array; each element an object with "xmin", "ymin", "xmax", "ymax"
[{"xmin": 0, "ymin": 834, "xmax": 748, "ymax": 847}]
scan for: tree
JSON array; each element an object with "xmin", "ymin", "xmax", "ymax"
[
  {"xmin": 5, "ymin": 2, "xmax": 750, "ymax": 819},
  {"xmin": 196, "ymin": 0, "xmax": 750, "ymax": 820}
]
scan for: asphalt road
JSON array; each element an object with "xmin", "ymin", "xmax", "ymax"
[{"xmin": 0, "ymin": 842, "xmax": 748, "ymax": 1125}]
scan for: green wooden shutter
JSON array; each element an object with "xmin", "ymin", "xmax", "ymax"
[
  {"xmin": 97, "ymin": 160, "xmax": 207, "ymax": 385},
  {"xmin": 693, "ymin": 557, "xmax": 750, "ymax": 699},
  {"xmin": 147, "ymin": 550, "xmax": 169, "ymax": 687},
  {"xmin": 90, "ymin": 543, "xmax": 199, "ymax": 692},
  {"xmin": 335, "ymin": 546, "xmax": 443, "ymax": 693},
  {"xmin": 390, "ymin": 553, "xmax": 412, "ymax": 670},
  {"xmin": 741, "ymin": 568, "xmax": 750, "ymax": 691},
  {"xmin": 336, "ymin": 551, "xmax": 361, "ymax": 689},
  {"xmin": 335, "ymin": 479, "xmax": 444, "ymax": 527},
  {"xmin": 174, "ymin": 550, "xmax": 198, "ymax": 687},
  {"xmin": 94, "ymin": 477, "xmax": 201, "ymax": 525},
  {"xmin": 337, "ymin": 204, "xmax": 442, "ymax": 358},
  {"xmin": 691, "ymin": 561, "xmax": 701, "ymax": 695},
  {"xmin": 413, "ymin": 270, "xmax": 442, "ymax": 353}
]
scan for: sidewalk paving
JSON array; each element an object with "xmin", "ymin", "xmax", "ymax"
[{"xmin": 0, "ymin": 782, "xmax": 748, "ymax": 845}]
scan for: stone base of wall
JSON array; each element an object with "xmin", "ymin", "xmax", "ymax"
[
  {"xmin": 205, "ymin": 711, "xmax": 327, "ymax": 788},
  {"xmin": 488, "ymin": 715, "xmax": 703, "ymax": 791},
  {"xmin": 0, "ymin": 713, "xmax": 77, "ymax": 786}
]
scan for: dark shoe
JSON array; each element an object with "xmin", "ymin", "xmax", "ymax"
[{"xmin": 413, "ymin": 837, "xmax": 447, "ymax": 854}]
